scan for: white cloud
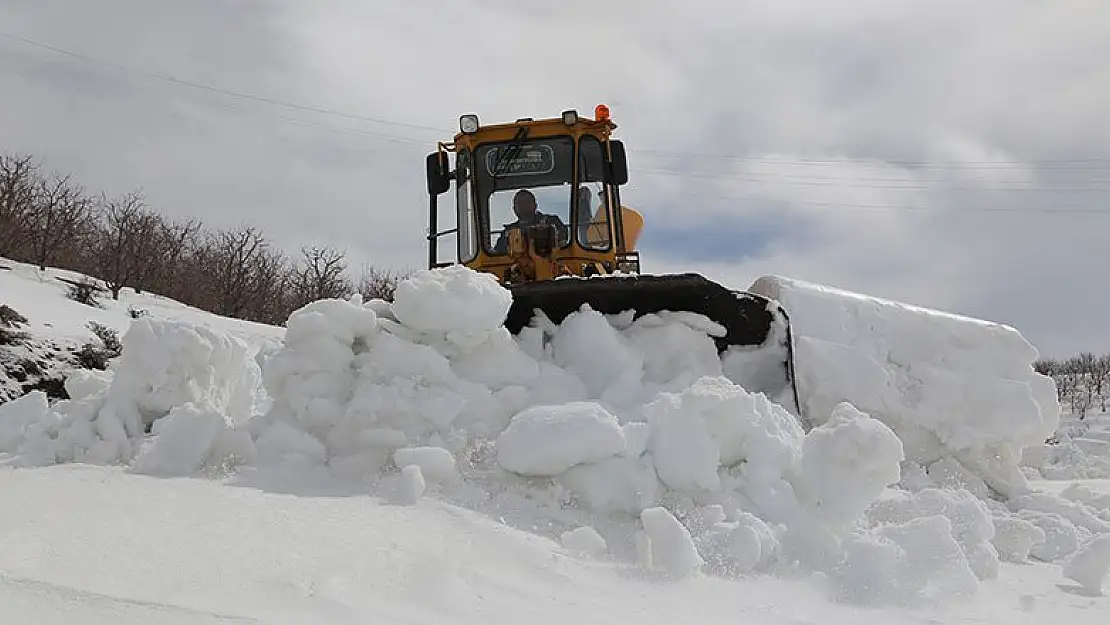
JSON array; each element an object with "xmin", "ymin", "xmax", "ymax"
[{"xmin": 0, "ymin": 0, "xmax": 1108, "ymax": 356}]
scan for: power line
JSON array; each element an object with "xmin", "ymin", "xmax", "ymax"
[
  {"xmin": 2, "ymin": 30, "xmax": 1109, "ymax": 216},
  {"xmin": 621, "ymin": 187, "xmax": 1110, "ymax": 213},
  {"xmin": 0, "ymin": 30, "xmax": 453, "ymax": 135},
  {"xmin": 634, "ymin": 166, "xmax": 1110, "ymax": 192},
  {"xmin": 7, "ymin": 30, "xmax": 1110, "ymax": 173},
  {"xmin": 0, "ymin": 60, "xmax": 432, "ymax": 153},
  {"xmin": 634, "ymin": 150, "xmax": 1110, "ymax": 168}
]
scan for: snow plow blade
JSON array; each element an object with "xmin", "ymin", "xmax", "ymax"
[{"xmin": 503, "ymin": 273, "xmax": 803, "ymax": 417}]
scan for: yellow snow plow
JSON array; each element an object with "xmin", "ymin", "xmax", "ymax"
[
  {"xmin": 423, "ymin": 105, "xmax": 1060, "ymax": 489},
  {"xmin": 424, "ymin": 105, "xmax": 803, "ymax": 419}
]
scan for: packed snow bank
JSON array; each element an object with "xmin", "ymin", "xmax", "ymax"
[
  {"xmin": 749, "ymin": 275, "xmax": 1060, "ymax": 498},
  {"xmin": 2, "ymin": 264, "xmax": 1096, "ymax": 608},
  {"xmin": 1022, "ymin": 413, "xmax": 1110, "ymax": 480},
  {"xmin": 0, "ymin": 255, "xmax": 283, "ymax": 404},
  {"xmin": 1, "ymin": 318, "xmax": 263, "ymax": 470}
]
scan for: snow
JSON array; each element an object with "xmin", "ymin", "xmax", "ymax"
[
  {"xmin": 0, "ymin": 256, "xmax": 281, "ymax": 346},
  {"xmin": 496, "ymin": 402, "xmax": 627, "ymax": 476},
  {"xmin": 749, "ymin": 274, "xmax": 1061, "ymax": 498},
  {"xmin": 800, "ymin": 401, "xmax": 905, "ymax": 525},
  {"xmin": 396, "ymin": 463, "xmax": 427, "ymax": 504},
  {"xmin": 695, "ymin": 507, "xmax": 780, "ymax": 574},
  {"xmin": 3, "ymin": 260, "xmax": 1110, "ymax": 622},
  {"xmin": 1062, "ymin": 534, "xmax": 1110, "ymax": 595},
  {"xmin": 0, "ymin": 256, "xmax": 282, "ymax": 403},
  {"xmin": 393, "ymin": 445, "xmax": 458, "ymax": 482},
  {"xmin": 5, "ymin": 464, "xmax": 1108, "ymax": 625},
  {"xmin": 560, "ymin": 525, "xmax": 608, "ymax": 556},
  {"xmin": 391, "ymin": 263, "xmax": 512, "ymax": 335},
  {"xmin": 1022, "ymin": 412, "xmax": 1110, "ymax": 480},
  {"xmin": 867, "ymin": 487, "xmax": 1001, "ymax": 581},
  {"xmin": 832, "ymin": 514, "xmax": 980, "ymax": 606},
  {"xmin": 1, "ymin": 316, "xmax": 266, "ymax": 468},
  {"xmin": 640, "ymin": 506, "xmax": 705, "ymax": 576}
]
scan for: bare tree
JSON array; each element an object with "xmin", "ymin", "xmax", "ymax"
[
  {"xmin": 1075, "ymin": 353, "xmax": 1099, "ymax": 418},
  {"xmin": 1034, "ymin": 358, "xmax": 1058, "ymax": 377},
  {"xmin": 92, "ymin": 191, "xmax": 148, "ymax": 300},
  {"xmin": 289, "ymin": 245, "xmax": 352, "ymax": 308},
  {"xmin": 250, "ymin": 246, "xmax": 294, "ymax": 325},
  {"xmin": 357, "ymin": 263, "xmax": 409, "ymax": 302},
  {"xmin": 1092, "ymin": 354, "xmax": 1110, "ymax": 413},
  {"xmin": 4, "ymin": 150, "xmax": 423, "ymax": 331},
  {"xmin": 1054, "ymin": 355, "xmax": 1095, "ymax": 419},
  {"xmin": 127, "ymin": 209, "xmax": 165, "ymax": 295},
  {"xmin": 144, "ymin": 216, "xmax": 203, "ymax": 300},
  {"xmin": 26, "ymin": 173, "xmax": 96, "ymax": 271},
  {"xmin": 209, "ymin": 224, "xmax": 272, "ymax": 319},
  {"xmin": 0, "ymin": 153, "xmax": 40, "ymax": 259}
]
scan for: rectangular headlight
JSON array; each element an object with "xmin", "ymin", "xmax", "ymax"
[
  {"xmin": 562, "ymin": 110, "xmax": 578, "ymax": 125},
  {"xmin": 460, "ymin": 114, "xmax": 479, "ymax": 134}
]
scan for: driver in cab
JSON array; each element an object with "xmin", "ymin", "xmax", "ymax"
[{"xmin": 492, "ymin": 189, "xmax": 568, "ymax": 253}]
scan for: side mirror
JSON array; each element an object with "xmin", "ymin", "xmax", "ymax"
[
  {"xmin": 426, "ymin": 152, "xmax": 451, "ymax": 195},
  {"xmin": 607, "ymin": 140, "xmax": 629, "ymax": 186}
]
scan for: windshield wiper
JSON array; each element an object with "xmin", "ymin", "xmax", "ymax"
[{"xmin": 490, "ymin": 127, "xmax": 529, "ymax": 180}]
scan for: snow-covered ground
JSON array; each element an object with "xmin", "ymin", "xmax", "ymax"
[
  {"xmin": 1025, "ymin": 411, "xmax": 1110, "ymax": 481},
  {"xmin": 1, "ymin": 257, "xmax": 1109, "ymax": 623},
  {"xmin": 0, "ymin": 257, "xmax": 281, "ymax": 402},
  {"xmin": 0, "ymin": 258, "xmax": 281, "ymax": 344},
  {"xmin": 1, "ymin": 463, "xmax": 1105, "ymax": 625}
]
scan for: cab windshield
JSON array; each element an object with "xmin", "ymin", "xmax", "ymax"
[{"xmin": 472, "ymin": 134, "xmax": 611, "ymax": 255}]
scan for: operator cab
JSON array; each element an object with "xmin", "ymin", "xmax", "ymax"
[
  {"xmin": 472, "ymin": 134, "xmax": 611, "ymax": 256},
  {"xmin": 425, "ymin": 106, "xmax": 636, "ymax": 283}
]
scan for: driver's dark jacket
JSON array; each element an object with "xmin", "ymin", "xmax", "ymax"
[{"xmin": 492, "ymin": 212, "xmax": 568, "ymax": 253}]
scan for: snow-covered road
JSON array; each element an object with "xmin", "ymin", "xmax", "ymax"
[{"xmin": 1, "ymin": 464, "xmax": 1105, "ymax": 625}]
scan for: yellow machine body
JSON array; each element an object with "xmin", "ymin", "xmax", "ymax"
[{"xmin": 424, "ymin": 106, "xmax": 802, "ymax": 416}]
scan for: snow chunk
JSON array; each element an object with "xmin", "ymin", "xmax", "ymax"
[
  {"xmin": 549, "ymin": 306, "xmax": 642, "ymax": 400},
  {"xmin": 1017, "ymin": 510, "xmax": 1082, "ymax": 562},
  {"xmin": 255, "ymin": 421, "xmax": 327, "ymax": 468},
  {"xmin": 393, "ymin": 446, "xmax": 458, "ymax": 483},
  {"xmin": 623, "ymin": 312, "xmax": 723, "ymax": 389},
  {"xmin": 646, "ymin": 376, "xmax": 804, "ymax": 493},
  {"xmin": 1063, "ymin": 534, "xmax": 1110, "ymax": 595},
  {"xmin": 396, "ymin": 464, "xmax": 426, "ymax": 505},
  {"xmin": 132, "ymin": 404, "xmax": 226, "ymax": 476},
  {"xmin": 696, "ymin": 509, "xmax": 781, "ymax": 575},
  {"xmin": 800, "ymin": 402, "xmax": 904, "ymax": 525},
  {"xmin": 645, "ymin": 389, "xmax": 720, "ymax": 492},
  {"xmin": 392, "ymin": 265, "xmax": 511, "ymax": 335},
  {"xmin": 868, "ymin": 488, "xmax": 999, "ymax": 580},
  {"xmin": 561, "ymin": 455, "xmax": 662, "ymax": 514},
  {"xmin": 991, "ymin": 515, "xmax": 1046, "ymax": 563},
  {"xmin": 1060, "ymin": 482, "xmax": 1110, "ymax": 511},
  {"xmin": 1007, "ymin": 491, "xmax": 1110, "ymax": 535},
  {"xmin": 497, "ymin": 402, "xmax": 626, "ymax": 476},
  {"xmin": 640, "ymin": 506, "xmax": 704, "ymax": 577},
  {"xmin": 450, "ymin": 328, "xmax": 540, "ymax": 388},
  {"xmin": 832, "ymin": 515, "xmax": 978, "ymax": 606},
  {"xmin": 0, "ymin": 391, "xmax": 51, "ymax": 453},
  {"xmin": 561, "ymin": 526, "xmax": 607, "ymax": 556}
]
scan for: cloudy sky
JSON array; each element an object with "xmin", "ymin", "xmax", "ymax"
[{"xmin": 1, "ymin": 0, "xmax": 1108, "ymax": 357}]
